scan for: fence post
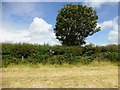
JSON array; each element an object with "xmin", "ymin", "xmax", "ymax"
[{"xmin": 22, "ymin": 56, "xmax": 24, "ymax": 61}]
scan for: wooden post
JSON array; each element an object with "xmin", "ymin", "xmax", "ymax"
[{"xmin": 22, "ymin": 56, "xmax": 24, "ymax": 61}]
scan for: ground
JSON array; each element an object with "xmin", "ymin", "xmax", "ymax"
[{"xmin": 2, "ymin": 61, "xmax": 118, "ymax": 88}]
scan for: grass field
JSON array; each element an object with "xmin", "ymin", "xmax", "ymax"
[{"xmin": 2, "ymin": 61, "xmax": 118, "ymax": 88}]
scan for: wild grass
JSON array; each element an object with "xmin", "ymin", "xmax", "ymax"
[{"xmin": 2, "ymin": 61, "xmax": 118, "ymax": 88}]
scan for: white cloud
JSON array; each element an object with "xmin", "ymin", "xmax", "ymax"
[
  {"xmin": 93, "ymin": 17, "xmax": 119, "ymax": 45},
  {"xmin": 98, "ymin": 17, "xmax": 119, "ymax": 44},
  {"xmin": 0, "ymin": 17, "xmax": 61, "ymax": 46},
  {"xmin": 108, "ymin": 17, "xmax": 119, "ymax": 44},
  {"xmin": 0, "ymin": 27, "xmax": 30, "ymax": 43},
  {"xmin": 98, "ymin": 20, "xmax": 113, "ymax": 30},
  {"xmin": 29, "ymin": 17, "xmax": 52, "ymax": 34},
  {"xmin": 84, "ymin": 0, "xmax": 119, "ymax": 8},
  {"xmin": 28, "ymin": 17, "xmax": 61, "ymax": 45}
]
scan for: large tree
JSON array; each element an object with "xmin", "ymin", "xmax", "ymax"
[{"xmin": 54, "ymin": 3, "xmax": 100, "ymax": 46}]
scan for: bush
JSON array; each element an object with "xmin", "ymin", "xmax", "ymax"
[
  {"xmin": 51, "ymin": 46, "xmax": 83, "ymax": 56},
  {"xmin": 12, "ymin": 43, "xmax": 37, "ymax": 58},
  {"xmin": 66, "ymin": 55, "xmax": 81, "ymax": 64},
  {"xmin": 79, "ymin": 56, "xmax": 93, "ymax": 65},
  {"xmin": 2, "ymin": 57, "xmax": 19, "ymax": 67},
  {"xmin": 2, "ymin": 43, "xmax": 15, "ymax": 55},
  {"xmin": 103, "ymin": 52, "xmax": 119, "ymax": 62},
  {"xmin": 1, "ymin": 43, "xmax": 119, "ymax": 67},
  {"xmin": 44, "ymin": 55, "xmax": 65, "ymax": 65},
  {"xmin": 83, "ymin": 43, "xmax": 95, "ymax": 55}
]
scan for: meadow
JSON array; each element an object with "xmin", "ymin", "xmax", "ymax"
[{"xmin": 2, "ymin": 61, "xmax": 118, "ymax": 88}]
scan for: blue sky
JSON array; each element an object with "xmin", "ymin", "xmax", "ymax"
[{"xmin": 0, "ymin": 1, "xmax": 119, "ymax": 45}]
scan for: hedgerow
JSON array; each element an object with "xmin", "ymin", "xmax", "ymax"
[{"xmin": 1, "ymin": 43, "xmax": 119, "ymax": 67}]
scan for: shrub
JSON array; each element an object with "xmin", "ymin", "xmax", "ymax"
[
  {"xmin": 1, "ymin": 43, "xmax": 119, "ymax": 67},
  {"xmin": 2, "ymin": 43, "xmax": 15, "ymax": 55},
  {"xmin": 103, "ymin": 52, "xmax": 119, "ymax": 62},
  {"xmin": 51, "ymin": 46, "xmax": 83, "ymax": 56},
  {"xmin": 11, "ymin": 43, "xmax": 37, "ymax": 58},
  {"xmin": 79, "ymin": 56, "xmax": 93, "ymax": 65},
  {"xmin": 83, "ymin": 44, "xmax": 95, "ymax": 55},
  {"xmin": 2, "ymin": 57, "xmax": 19, "ymax": 67},
  {"xmin": 66, "ymin": 55, "xmax": 81, "ymax": 64},
  {"xmin": 44, "ymin": 55, "xmax": 65, "ymax": 65}
]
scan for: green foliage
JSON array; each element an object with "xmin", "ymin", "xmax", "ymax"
[
  {"xmin": 54, "ymin": 3, "xmax": 100, "ymax": 46},
  {"xmin": 80, "ymin": 56, "xmax": 93, "ymax": 65},
  {"xmin": 2, "ymin": 43, "xmax": 119, "ymax": 67},
  {"xmin": 83, "ymin": 43, "xmax": 95, "ymax": 55},
  {"xmin": 103, "ymin": 52, "xmax": 119, "ymax": 62},
  {"xmin": 12, "ymin": 43, "xmax": 37, "ymax": 58},
  {"xmin": 51, "ymin": 45, "xmax": 83, "ymax": 56},
  {"xmin": 2, "ymin": 43, "xmax": 15, "ymax": 55},
  {"xmin": 46, "ymin": 55, "xmax": 64, "ymax": 65},
  {"xmin": 2, "ymin": 57, "xmax": 20, "ymax": 67},
  {"xmin": 66, "ymin": 55, "xmax": 81, "ymax": 64}
]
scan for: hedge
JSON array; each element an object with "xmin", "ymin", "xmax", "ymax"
[{"xmin": 1, "ymin": 43, "xmax": 119, "ymax": 67}]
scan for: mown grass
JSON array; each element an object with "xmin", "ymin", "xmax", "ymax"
[{"xmin": 2, "ymin": 61, "xmax": 118, "ymax": 88}]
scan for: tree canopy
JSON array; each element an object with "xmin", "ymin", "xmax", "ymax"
[{"xmin": 54, "ymin": 3, "xmax": 100, "ymax": 46}]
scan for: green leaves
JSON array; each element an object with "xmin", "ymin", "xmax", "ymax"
[
  {"xmin": 54, "ymin": 3, "xmax": 100, "ymax": 46},
  {"xmin": 2, "ymin": 43, "xmax": 119, "ymax": 67}
]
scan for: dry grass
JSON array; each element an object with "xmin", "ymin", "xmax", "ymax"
[{"xmin": 2, "ymin": 61, "xmax": 118, "ymax": 88}]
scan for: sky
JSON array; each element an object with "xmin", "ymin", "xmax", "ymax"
[{"xmin": 0, "ymin": 0, "xmax": 119, "ymax": 46}]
